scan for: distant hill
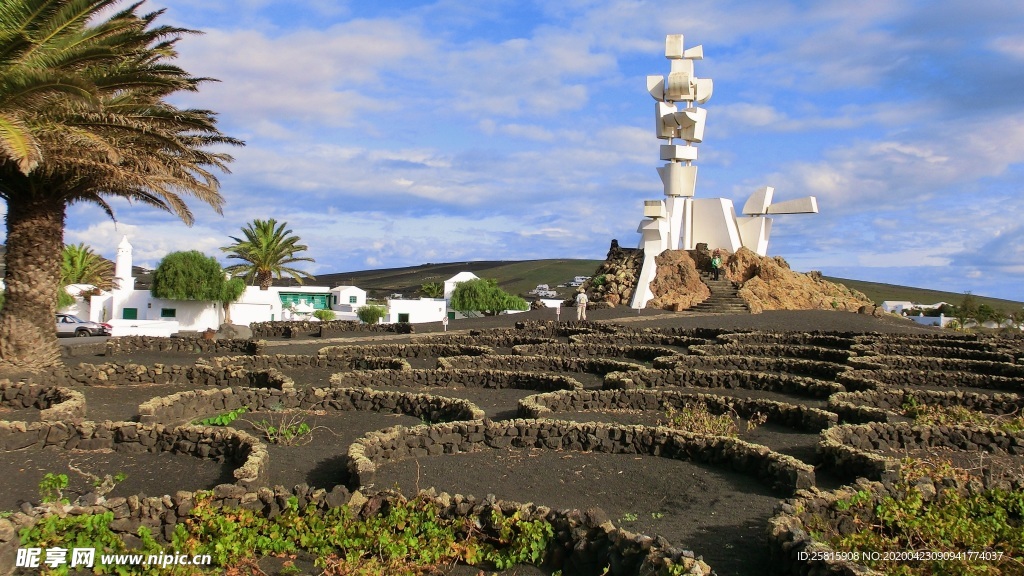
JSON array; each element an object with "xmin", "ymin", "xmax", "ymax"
[
  {"xmin": 302, "ymin": 259, "xmax": 604, "ymax": 301},
  {"xmin": 287, "ymin": 259, "xmax": 1024, "ymax": 312}
]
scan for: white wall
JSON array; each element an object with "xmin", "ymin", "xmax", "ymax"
[{"xmin": 387, "ymin": 298, "xmax": 446, "ymax": 324}]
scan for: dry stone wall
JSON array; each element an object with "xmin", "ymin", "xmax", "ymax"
[
  {"xmin": 652, "ymin": 355, "xmax": 849, "ymax": 380},
  {"xmin": 0, "ymin": 421, "xmax": 266, "ymax": 488},
  {"xmin": 818, "ymin": 422, "xmax": 1024, "ymax": 482},
  {"xmin": 688, "ymin": 343, "xmax": 854, "ymax": 364},
  {"xmin": 518, "ymin": 389, "xmax": 837, "ymax": 432},
  {"xmin": 138, "ymin": 386, "xmax": 484, "ymax": 426},
  {"xmin": 513, "ymin": 343, "xmax": 679, "ymax": 362},
  {"xmin": 105, "ymin": 336, "xmax": 260, "ymax": 356},
  {"xmin": 828, "ymin": 387, "xmax": 1023, "ymax": 424},
  {"xmin": 318, "ymin": 343, "xmax": 493, "ymax": 360},
  {"xmin": 717, "ymin": 332, "xmax": 857, "ymax": 348},
  {"xmin": 0, "ymin": 381, "xmax": 86, "ymax": 421},
  {"xmin": 847, "ymin": 355, "xmax": 1024, "ymax": 376},
  {"xmin": 851, "ymin": 342, "xmax": 1015, "ymax": 363},
  {"xmin": 437, "ymin": 354, "xmax": 638, "ymax": 376},
  {"xmin": 329, "ymin": 369, "xmax": 583, "ymax": 391},
  {"xmin": 837, "ymin": 368, "xmax": 1024, "ymax": 394},
  {"xmin": 348, "ymin": 419, "xmax": 814, "ymax": 494},
  {"xmin": 602, "ymin": 367, "xmax": 843, "ymax": 398}
]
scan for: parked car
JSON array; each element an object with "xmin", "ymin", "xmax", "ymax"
[{"xmin": 56, "ymin": 313, "xmax": 111, "ymax": 337}]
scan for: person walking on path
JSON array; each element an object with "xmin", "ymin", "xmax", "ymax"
[
  {"xmin": 710, "ymin": 250, "xmax": 723, "ymax": 281},
  {"xmin": 575, "ymin": 290, "xmax": 589, "ymax": 321}
]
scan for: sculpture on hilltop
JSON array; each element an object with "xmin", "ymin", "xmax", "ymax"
[{"xmin": 630, "ymin": 34, "xmax": 818, "ymax": 309}]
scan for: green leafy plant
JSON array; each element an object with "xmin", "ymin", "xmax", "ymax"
[
  {"xmin": 313, "ymin": 309, "xmax": 336, "ymax": 321},
  {"xmin": 39, "ymin": 473, "xmax": 69, "ymax": 504},
  {"xmin": 195, "ymin": 406, "xmax": 248, "ymax": 426},
  {"xmin": 619, "ymin": 512, "xmax": 638, "ymax": 523},
  {"xmin": 901, "ymin": 399, "xmax": 1024, "ymax": 433},
  {"xmin": 660, "ymin": 402, "xmax": 739, "ymax": 437},
  {"xmin": 249, "ymin": 411, "xmax": 316, "ymax": 446},
  {"xmin": 357, "ymin": 304, "xmax": 387, "ymax": 324},
  {"xmin": 808, "ymin": 458, "xmax": 1024, "ymax": 576}
]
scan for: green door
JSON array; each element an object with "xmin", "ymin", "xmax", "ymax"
[{"xmin": 123, "ymin": 308, "xmax": 138, "ymax": 320}]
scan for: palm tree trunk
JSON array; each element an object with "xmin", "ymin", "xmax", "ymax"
[{"xmin": 0, "ymin": 195, "xmax": 65, "ymax": 371}]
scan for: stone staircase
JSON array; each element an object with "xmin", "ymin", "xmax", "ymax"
[{"xmin": 691, "ymin": 271, "xmax": 750, "ymax": 314}]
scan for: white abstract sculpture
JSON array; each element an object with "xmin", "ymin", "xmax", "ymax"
[{"xmin": 630, "ymin": 35, "xmax": 818, "ymax": 309}]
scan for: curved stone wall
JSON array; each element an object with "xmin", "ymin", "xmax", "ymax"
[
  {"xmin": 318, "ymin": 343, "xmax": 493, "ymax": 360},
  {"xmin": 0, "ymin": 420, "xmax": 266, "ymax": 488},
  {"xmin": 717, "ymin": 332, "xmax": 857, "ymax": 348},
  {"xmin": 0, "ymin": 381, "xmax": 86, "ymax": 421},
  {"xmin": 196, "ymin": 354, "xmax": 410, "ymax": 373},
  {"xmin": 512, "ymin": 343, "xmax": 679, "ymax": 362},
  {"xmin": 105, "ymin": 336, "xmax": 260, "ymax": 356},
  {"xmin": 138, "ymin": 386, "xmax": 485, "ymax": 426},
  {"xmin": 518, "ymin": 389, "xmax": 837, "ymax": 432},
  {"xmin": 652, "ymin": 354, "xmax": 849, "ymax": 380},
  {"xmin": 68, "ymin": 362, "xmax": 191, "ymax": 386},
  {"xmin": 602, "ymin": 367, "xmax": 843, "ymax": 398},
  {"xmin": 847, "ymin": 355, "xmax": 1024, "ymax": 376},
  {"xmin": 329, "ymin": 369, "xmax": 583, "ymax": 391},
  {"xmin": 567, "ymin": 332, "xmax": 710, "ymax": 349},
  {"xmin": 437, "ymin": 354, "xmax": 638, "ymax": 376},
  {"xmin": 250, "ymin": 320, "xmax": 413, "ymax": 339},
  {"xmin": 348, "ymin": 419, "xmax": 815, "ymax": 494},
  {"xmin": 413, "ymin": 331, "xmax": 557, "ymax": 348},
  {"xmin": 818, "ymin": 422, "xmax": 1024, "ymax": 482},
  {"xmin": 851, "ymin": 342, "xmax": 1015, "ymax": 363},
  {"xmin": 828, "ymin": 386, "xmax": 1023, "ymax": 424},
  {"xmin": 837, "ymin": 368, "xmax": 1024, "ymax": 394},
  {"xmin": 688, "ymin": 343, "xmax": 854, "ymax": 363}
]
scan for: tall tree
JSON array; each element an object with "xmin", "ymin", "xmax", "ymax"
[
  {"xmin": 450, "ymin": 278, "xmax": 528, "ymax": 317},
  {"xmin": 221, "ymin": 219, "xmax": 315, "ymax": 290},
  {"xmin": 150, "ymin": 250, "xmax": 226, "ymax": 301},
  {"xmin": 61, "ymin": 243, "xmax": 114, "ymax": 291},
  {"xmin": 0, "ymin": 0, "xmax": 240, "ymax": 370}
]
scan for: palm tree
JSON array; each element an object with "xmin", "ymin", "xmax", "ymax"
[
  {"xmin": 61, "ymin": 243, "xmax": 114, "ymax": 291},
  {"xmin": 222, "ymin": 219, "xmax": 315, "ymax": 290},
  {"xmin": 0, "ymin": 0, "xmax": 240, "ymax": 370}
]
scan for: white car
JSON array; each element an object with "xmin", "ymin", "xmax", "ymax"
[{"xmin": 56, "ymin": 313, "xmax": 111, "ymax": 337}]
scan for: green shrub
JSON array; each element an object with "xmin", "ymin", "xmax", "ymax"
[
  {"xmin": 194, "ymin": 406, "xmax": 247, "ymax": 426},
  {"xmin": 313, "ymin": 309, "xmax": 336, "ymax": 321},
  {"xmin": 357, "ymin": 304, "xmax": 387, "ymax": 324}
]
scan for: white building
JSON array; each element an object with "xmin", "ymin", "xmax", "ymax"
[
  {"xmin": 87, "ymin": 237, "xmax": 341, "ymax": 336},
  {"xmin": 385, "ymin": 298, "xmax": 447, "ymax": 324}
]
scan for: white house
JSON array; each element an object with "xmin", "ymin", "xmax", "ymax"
[
  {"xmin": 443, "ymin": 271, "xmax": 479, "ymax": 300},
  {"xmin": 385, "ymin": 298, "xmax": 447, "ymax": 324},
  {"xmin": 880, "ymin": 301, "xmax": 949, "ymax": 315},
  {"xmin": 87, "ymin": 237, "xmax": 341, "ymax": 336},
  {"xmin": 330, "ymin": 286, "xmax": 366, "ymax": 313}
]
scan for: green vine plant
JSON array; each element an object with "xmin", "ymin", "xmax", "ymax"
[
  {"xmin": 194, "ymin": 406, "xmax": 247, "ymax": 427},
  {"xmin": 659, "ymin": 401, "xmax": 765, "ymax": 437},
  {"xmin": 69, "ymin": 462, "xmax": 127, "ymax": 499},
  {"xmin": 246, "ymin": 410, "xmax": 332, "ymax": 446},
  {"xmin": 901, "ymin": 398, "xmax": 1024, "ymax": 433},
  {"xmin": 806, "ymin": 458, "xmax": 1024, "ymax": 576},
  {"xmin": 19, "ymin": 491, "xmax": 558, "ymax": 575},
  {"xmin": 38, "ymin": 473, "xmax": 69, "ymax": 505}
]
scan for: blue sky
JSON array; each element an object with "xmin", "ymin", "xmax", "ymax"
[{"xmin": 50, "ymin": 0, "xmax": 1024, "ymax": 301}]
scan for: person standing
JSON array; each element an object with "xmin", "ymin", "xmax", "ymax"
[
  {"xmin": 711, "ymin": 250, "xmax": 722, "ymax": 281},
  {"xmin": 575, "ymin": 290, "xmax": 589, "ymax": 321}
]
